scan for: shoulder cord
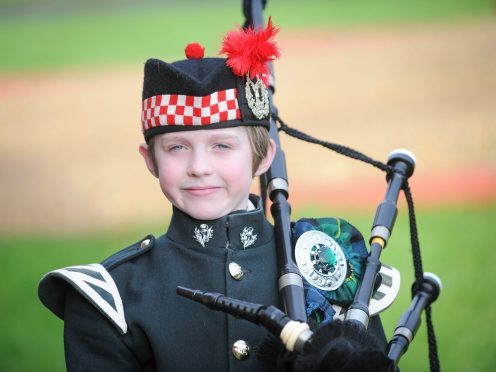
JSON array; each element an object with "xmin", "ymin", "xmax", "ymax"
[{"xmin": 273, "ymin": 114, "xmax": 440, "ymax": 372}]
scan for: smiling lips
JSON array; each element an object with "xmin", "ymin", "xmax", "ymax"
[{"xmin": 183, "ymin": 186, "xmax": 223, "ymax": 196}]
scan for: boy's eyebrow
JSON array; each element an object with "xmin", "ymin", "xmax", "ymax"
[
  {"xmin": 159, "ymin": 135, "xmax": 194, "ymax": 144},
  {"xmin": 160, "ymin": 133, "xmax": 240, "ymax": 143},
  {"xmin": 160, "ymin": 135, "xmax": 186, "ymax": 143},
  {"xmin": 208, "ymin": 134, "xmax": 240, "ymax": 141}
]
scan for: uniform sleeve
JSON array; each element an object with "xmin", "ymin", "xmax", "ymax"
[{"xmin": 63, "ymin": 287, "xmax": 140, "ymax": 371}]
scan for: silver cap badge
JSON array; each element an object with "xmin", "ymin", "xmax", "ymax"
[
  {"xmin": 194, "ymin": 224, "xmax": 213, "ymax": 247},
  {"xmin": 245, "ymin": 76, "xmax": 269, "ymax": 120},
  {"xmin": 240, "ymin": 227, "xmax": 257, "ymax": 249},
  {"xmin": 295, "ymin": 230, "xmax": 348, "ymax": 291}
]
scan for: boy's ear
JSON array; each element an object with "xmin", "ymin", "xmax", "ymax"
[
  {"xmin": 254, "ymin": 139, "xmax": 276, "ymax": 177},
  {"xmin": 139, "ymin": 143, "xmax": 158, "ymax": 178}
]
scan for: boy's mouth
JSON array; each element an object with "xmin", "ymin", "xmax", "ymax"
[{"xmin": 183, "ymin": 186, "xmax": 222, "ymax": 196}]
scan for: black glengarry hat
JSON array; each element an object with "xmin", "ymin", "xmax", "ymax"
[{"xmin": 141, "ymin": 19, "xmax": 280, "ymax": 143}]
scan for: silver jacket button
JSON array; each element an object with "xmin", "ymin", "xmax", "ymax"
[
  {"xmin": 140, "ymin": 239, "xmax": 151, "ymax": 249},
  {"xmin": 229, "ymin": 262, "xmax": 244, "ymax": 280},
  {"xmin": 232, "ymin": 340, "xmax": 250, "ymax": 360}
]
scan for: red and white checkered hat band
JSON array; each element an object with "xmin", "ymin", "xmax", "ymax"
[{"xmin": 141, "ymin": 88, "xmax": 241, "ymax": 132}]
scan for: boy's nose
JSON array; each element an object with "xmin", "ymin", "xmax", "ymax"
[{"xmin": 186, "ymin": 150, "xmax": 213, "ymax": 177}]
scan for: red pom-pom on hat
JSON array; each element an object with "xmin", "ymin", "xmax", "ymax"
[
  {"xmin": 220, "ymin": 17, "xmax": 280, "ymax": 85},
  {"xmin": 185, "ymin": 43, "xmax": 205, "ymax": 59}
]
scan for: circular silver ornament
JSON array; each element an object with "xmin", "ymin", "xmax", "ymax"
[{"xmin": 295, "ymin": 230, "xmax": 348, "ymax": 291}]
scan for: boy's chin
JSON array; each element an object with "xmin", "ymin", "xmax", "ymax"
[
  {"xmin": 168, "ymin": 193, "xmax": 251, "ymax": 221},
  {"xmin": 186, "ymin": 209, "xmax": 230, "ymax": 221},
  {"xmin": 177, "ymin": 202, "xmax": 245, "ymax": 221}
]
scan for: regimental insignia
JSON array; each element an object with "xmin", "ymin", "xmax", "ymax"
[
  {"xmin": 295, "ymin": 230, "xmax": 348, "ymax": 291},
  {"xmin": 240, "ymin": 226, "xmax": 257, "ymax": 248},
  {"xmin": 245, "ymin": 76, "xmax": 269, "ymax": 119},
  {"xmin": 194, "ymin": 224, "xmax": 213, "ymax": 247}
]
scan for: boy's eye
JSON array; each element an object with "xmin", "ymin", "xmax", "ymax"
[
  {"xmin": 214, "ymin": 143, "xmax": 231, "ymax": 150},
  {"xmin": 168, "ymin": 144, "xmax": 186, "ymax": 152}
]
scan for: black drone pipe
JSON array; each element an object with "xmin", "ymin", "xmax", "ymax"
[
  {"xmin": 176, "ymin": 286, "xmax": 313, "ymax": 353},
  {"xmin": 345, "ymin": 150, "xmax": 416, "ymax": 329},
  {"xmin": 176, "ymin": 286, "xmax": 290, "ymax": 336},
  {"xmin": 246, "ymin": 0, "xmax": 307, "ymax": 322},
  {"xmin": 387, "ymin": 273, "xmax": 442, "ymax": 365}
]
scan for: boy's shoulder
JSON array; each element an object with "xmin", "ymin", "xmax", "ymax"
[
  {"xmin": 38, "ymin": 235, "xmax": 156, "ymax": 335},
  {"xmin": 101, "ymin": 234, "xmax": 155, "ymax": 271}
]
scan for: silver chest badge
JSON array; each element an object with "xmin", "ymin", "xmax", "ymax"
[
  {"xmin": 295, "ymin": 230, "xmax": 348, "ymax": 291},
  {"xmin": 240, "ymin": 227, "xmax": 257, "ymax": 248},
  {"xmin": 194, "ymin": 224, "xmax": 213, "ymax": 247},
  {"xmin": 245, "ymin": 76, "xmax": 269, "ymax": 120}
]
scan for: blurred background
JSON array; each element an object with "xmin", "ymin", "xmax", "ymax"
[{"xmin": 1, "ymin": 0, "xmax": 495, "ymax": 370}]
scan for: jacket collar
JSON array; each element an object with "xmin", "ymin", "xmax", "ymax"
[{"xmin": 166, "ymin": 195, "xmax": 270, "ymax": 250}]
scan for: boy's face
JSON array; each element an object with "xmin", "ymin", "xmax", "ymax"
[{"xmin": 140, "ymin": 127, "xmax": 274, "ymax": 220}]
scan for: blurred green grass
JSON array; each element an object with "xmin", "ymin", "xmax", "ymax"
[
  {"xmin": 1, "ymin": 204, "xmax": 495, "ymax": 371},
  {"xmin": 0, "ymin": 0, "xmax": 494, "ymax": 72}
]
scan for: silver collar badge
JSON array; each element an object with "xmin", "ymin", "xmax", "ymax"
[
  {"xmin": 245, "ymin": 75, "xmax": 269, "ymax": 120},
  {"xmin": 194, "ymin": 224, "xmax": 213, "ymax": 247},
  {"xmin": 240, "ymin": 227, "xmax": 257, "ymax": 249},
  {"xmin": 295, "ymin": 230, "xmax": 348, "ymax": 291}
]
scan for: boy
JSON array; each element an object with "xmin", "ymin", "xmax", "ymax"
[
  {"xmin": 39, "ymin": 23, "xmax": 283, "ymax": 371},
  {"xmin": 39, "ymin": 21, "xmax": 388, "ymax": 371}
]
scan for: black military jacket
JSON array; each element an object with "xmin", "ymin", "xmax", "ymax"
[{"xmin": 39, "ymin": 199, "xmax": 279, "ymax": 371}]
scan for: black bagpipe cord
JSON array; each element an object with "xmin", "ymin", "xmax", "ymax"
[
  {"xmin": 272, "ymin": 114, "xmax": 440, "ymax": 372},
  {"xmin": 403, "ymin": 183, "xmax": 440, "ymax": 372}
]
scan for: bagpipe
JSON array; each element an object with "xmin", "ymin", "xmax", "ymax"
[{"xmin": 178, "ymin": 1, "xmax": 441, "ymax": 370}]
